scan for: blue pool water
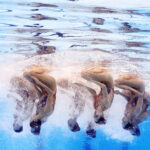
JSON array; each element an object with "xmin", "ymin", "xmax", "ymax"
[{"xmin": 0, "ymin": 0, "xmax": 150, "ymax": 150}]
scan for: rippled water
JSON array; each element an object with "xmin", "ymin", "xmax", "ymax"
[{"xmin": 0, "ymin": 0, "xmax": 150, "ymax": 150}]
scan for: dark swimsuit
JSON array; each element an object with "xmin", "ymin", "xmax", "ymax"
[
  {"xmin": 40, "ymin": 95, "xmax": 48, "ymax": 107},
  {"xmin": 40, "ymin": 93, "xmax": 56, "ymax": 107},
  {"xmin": 131, "ymin": 96, "xmax": 138, "ymax": 107},
  {"xmin": 107, "ymin": 88, "xmax": 111, "ymax": 94}
]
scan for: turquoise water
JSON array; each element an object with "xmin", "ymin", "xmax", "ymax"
[{"xmin": 0, "ymin": 0, "xmax": 150, "ymax": 150}]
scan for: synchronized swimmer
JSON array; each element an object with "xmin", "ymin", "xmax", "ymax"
[
  {"xmin": 81, "ymin": 68, "xmax": 114, "ymax": 124},
  {"xmin": 10, "ymin": 66, "xmax": 150, "ymax": 137},
  {"xmin": 115, "ymin": 74, "xmax": 150, "ymax": 136},
  {"xmin": 10, "ymin": 66, "xmax": 56, "ymax": 135}
]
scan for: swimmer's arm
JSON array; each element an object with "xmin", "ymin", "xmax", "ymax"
[
  {"xmin": 134, "ymin": 110, "xmax": 150, "ymax": 125},
  {"xmin": 115, "ymin": 84, "xmax": 143, "ymax": 97},
  {"xmin": 23, "ymin": 72, "xmax": 42, "ymax": 97},
  {"xmin": 74, "ymin": 83, "xmax": 96, "ymax": 97},
  {"xmin": 35, "ymin": 86, "xmax": 42, "ymax": 98},
  {"xmin": 144, "ymin": 92, "xmax": 150, "ymax": 105},
  {"xmin": 134, "ymin": 97, "xmax": 143, "ymax": 117},
  {"xmin": 115, "ymin": 90, "xmax": 130, "ymax": 101},
  {"xmin": 31, "ymin": 82, "xmax": 42, "ymax": 98},
  {"xmin": 91, "ymin": 80, "xmax": 108, "ymax": 98},
  {"xmin": 32, "ymin": 77, "xmax": 54, "ymax": 95}
]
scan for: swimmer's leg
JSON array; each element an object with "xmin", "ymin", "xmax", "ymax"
[
  {"xmin": 68, "ymin": 90, "xmax": 84, "ymax": 132},
  {"xmin": 13, "ymin": 100, "xmax": 24, "ymax": 133},
  {"xmin": 74, "ymin": 83, "xmax": 96, "ymax": 97},
  {"xmin": 115, "ymin": 90, "xmax": 131, "ymax": 101}
]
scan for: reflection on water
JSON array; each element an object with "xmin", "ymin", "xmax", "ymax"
[{"xmin": 0, "ymin": 0, "xmax": 150, "ymax": 150}]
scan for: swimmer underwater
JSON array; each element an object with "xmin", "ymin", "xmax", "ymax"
[
  {"xmin": 81, "ymin": 67, "xmax": 114, "ymax": 125},
  {"xmin": 9, "ymin": 65, "xmax": 150, "ymax": 137},
  {"xmin": 10, "ymin": 76, "xmax": 37, "ymax": 133},
  {"xmin": 24, "ymin": 66, "xmax": 56, "ymax": 135},
  {"xmin": 58, "ymin": 79, "xmax": 96, "ymax": 138},
  {"xmin": 115, "ymin": 74, "xmax": 150, "ymax": 136}
]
